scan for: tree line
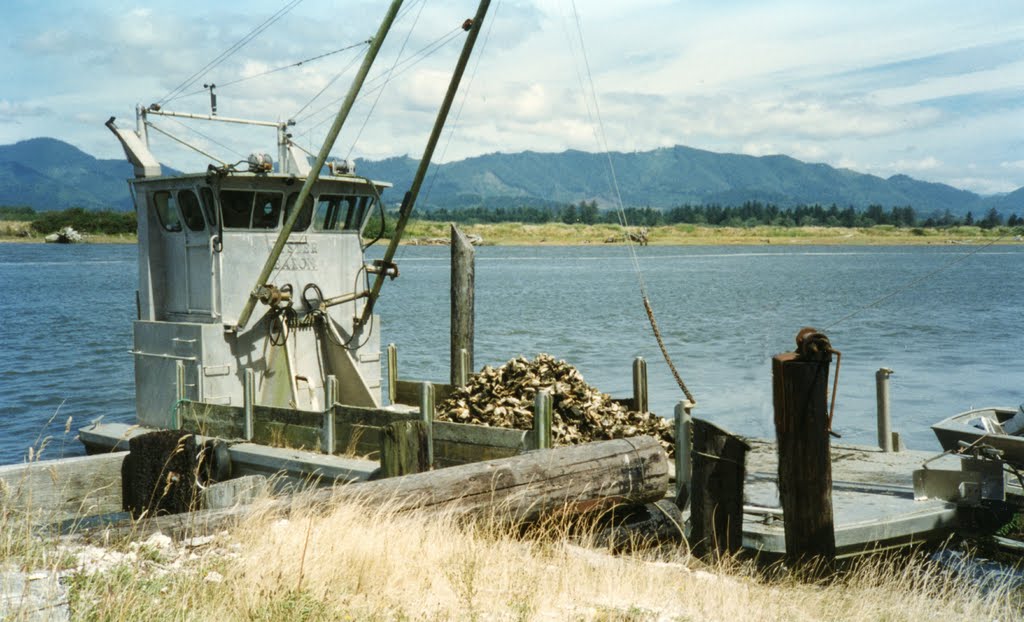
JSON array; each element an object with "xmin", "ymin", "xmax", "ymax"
[
  {"xmin": 422, "ymin": 201, "xmax": 1021, "ymax": 229},
  {"xmin": 0, "ymin": 206, "xmax": 137, "ymax": 234}
]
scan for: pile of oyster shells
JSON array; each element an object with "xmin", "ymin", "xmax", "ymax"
[{"xmin": 435, "ymin": 354, "xmax": 674, "ymax": 456}]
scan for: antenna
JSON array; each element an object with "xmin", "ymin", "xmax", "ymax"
[{"xmin": 203, "ymin": 83, "xmax": 218, "ymax": 115}]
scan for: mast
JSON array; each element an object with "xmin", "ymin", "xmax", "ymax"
[
  {"xmin": 356, "ymin": 0, "xmax": 492, "ymax": 329},
  {"xmin": 235, "ymin": 0, "xmax": 404, "ymax": 330}
]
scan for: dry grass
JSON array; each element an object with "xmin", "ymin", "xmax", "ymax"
[
  {"xmin": 401, "ymin": 222, "xmax": 1021, "ymax": 246},
  {"xmin": 40, "ymin": 494, "xmax": 1020, "ymax": 622}
]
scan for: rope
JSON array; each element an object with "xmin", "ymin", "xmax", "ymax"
[
  {"xmin": 567, "ymin": 1, "xmax": 696, "ymax": 404},
  {"xmin": 644, "ymin": 297, "xmax": 697, "ymax": 404}
]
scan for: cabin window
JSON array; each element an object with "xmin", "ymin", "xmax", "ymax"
[
  {"xmin": 178, "ymin": 190, "xmax": 206, "ymax": 232},
  {"xmin": 312, "ymin": 194, "xmax": 373, "ymax": 232},
  {"xmin": 284, "ymin": 193, "xmax": 313, "ymax": 232},
  {"xmin": 152, "ymin": 191, "xmax": 182, "ymax": 232},
  {"xmin": 252, "ymin": 193, "xmax": 282, "ymax": 229},
  {"xmin": 199, "ymin": 187, "xmax": 218, "ymax": 226},
  {"xmin": 219, "ymin": 190, "xmax": 284, "ymax": 229}
]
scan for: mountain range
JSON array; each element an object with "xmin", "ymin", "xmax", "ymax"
[{"xmin": 2, "ymin": 137, "xmax": 1020, "ymax": 217}]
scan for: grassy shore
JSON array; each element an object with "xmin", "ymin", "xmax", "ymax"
[
  {"xmin": 3, "ymin": 218, "xmax": 1021, "ymax": 246},
  {"xmin": 3, "ymin": 492, "xmax": 1018, "ymax": 621}
]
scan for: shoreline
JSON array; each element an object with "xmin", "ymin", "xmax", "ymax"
[{"xmin": 1, "ymin": 222, "xmax": 1020, "ymax": 246}]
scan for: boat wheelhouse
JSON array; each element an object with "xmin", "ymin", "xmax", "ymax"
[{"xmin": 104, "ymin": 107, "xmax": 391, "ymax": 434}]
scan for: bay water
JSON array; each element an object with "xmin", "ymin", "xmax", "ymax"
[{"xmin": 2, "ymin": 242, "xmax": 1022, "ymax": 465}]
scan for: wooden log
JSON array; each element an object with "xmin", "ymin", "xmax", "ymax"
[
  {"xmin": 590, "ymin": 499, "xmax": 685, "ymax": 552},
  {"xmin": 689, "ymin": 418, "xmax": 749, "ymax": 560},
  {"xmin": 0, "ymin": 453, "xmax": 125, "ymax": 524},
  {"xmin": 450, "ymin": 224, "xmax": 475, "ymax": 385},
  {"xmin": 379, "ymin": 421, "xmax": 429, "ymax": 477},
  {"xmin": 82, "ymin": 436, "xmax": 669, "ymax": 541},
  {"xmin": 772, "ymin": 333, "xmax": 836, "ymax": 568}
]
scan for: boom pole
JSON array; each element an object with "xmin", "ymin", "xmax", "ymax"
[
  {"xmin": 235, "ymin": 0, "xmax": 404, "ymax": 330},
  {"xmin": 357, "ymin": 0, "xmax": 492, "ymax": 328}
]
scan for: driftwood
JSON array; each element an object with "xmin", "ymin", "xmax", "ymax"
[{"xmin": 76, "ymin": 436, "xmax": 669, "ymax": 541}]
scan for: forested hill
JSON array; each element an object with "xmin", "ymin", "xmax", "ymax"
[
  {"xmin": 356, "ymin": 146, "xmax": 1004, "ymax": 217},
  {"xmin": 1, "ymin": 138, "xmax": 1020, "ymax": 216}
]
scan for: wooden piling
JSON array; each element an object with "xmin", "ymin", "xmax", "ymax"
[
  {"xmin": 772, "ymin": 329, "xmax": 836, "ymax": 568},
  {"xmin": 450, "ymin": 225, "xmax": 475, "ymax": 386},
  {"xmin": 380, "ymin": 420, "xmax": 430, "ymax": 477},
  {"xmin": 673, "ymin": 400, "xmax": 694, "ymax": 508},
  {"xmin": 689, "ymin": 418, "xmax": 750, "ymax": 560}
]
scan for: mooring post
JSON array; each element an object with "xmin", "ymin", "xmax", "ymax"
[
  {"xmin": 419, "ymin": 381, "xmax": 435, "ymax": 468},
  {"xmin": 450, "ymin": 225, "xmax": 475, "ymax": 386},
  {"xmin": 243, "ymin": 369, "xmax": 255, "ymax": 441},
  {"xmin": 533, "ymin": 390, "xmax": 553, "ymax": 449},
  {"xmin": 673, "ymin": 400, "xmax": 694, "ymax": 508},
  {"xmin": 323, "ymin": 375, "xmax": 337, "ymax": 454},
  {"xmin": 689, "ymin": 418, "xmax": 749, "ymax": 560},
  {"xmin": 772, "ymin": 328, "xmax": 836, "ymax": 569},
  {"xmin": 380, "ymin": 420, "xmax": 430, "ymax": 477},
  {"xmin": 876, "ymin": 367, "xmax": 894, "ymax": 452},
  {"xmin": 387, "ymin": 343, "xmax": 398, "ymax": 404},
  {"xmin": 632, "ymin": 357, "xmax": 648, "ymax": 413}
]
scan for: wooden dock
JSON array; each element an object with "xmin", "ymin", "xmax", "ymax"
[{"xmin": 742, "ymin": 439, "xmax": 960, "ymax": 558}]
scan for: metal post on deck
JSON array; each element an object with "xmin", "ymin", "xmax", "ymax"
[
  {"xmin": 674, "ymin": 400, "xmax": 694, "ymax": 507},
  {"xmin": 533, "ymin": 390, "xmax": 553, "ymax": 449},
  {"xmin": 387, "ymin": 343, "xmax": 398, "ymax": 404},
  {"xmin": 243, "ymin": 369, "xmax": 255, "ymax": 441},
  {"xmin": 323, "ymin": 375, "xmax": 337, "ymax": 454},
  {"xmin": 632, "ymin": 357, "xmax": 648, "ymax": 413},
  {"xmin": 455, "ymin": 348, "xmax": 470, "ymax": 388},
  {"xmin": 419, "ymin": 381, "xmax": 435, "ymax": 468},
  {"xmin": 876, "ymin": 367, "xmax": 894, "ymax": 452},
  {"xmin": 174, "ymin": 361, "xmax": 186, "ymax": 429}
]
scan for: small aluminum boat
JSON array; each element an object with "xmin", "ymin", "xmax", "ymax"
[{"xmin": 931, "ymin": 406, "xmax": 1024, "ymax": 467}]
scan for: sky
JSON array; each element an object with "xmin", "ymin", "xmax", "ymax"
[{"xmin": 2, "ymin": 0, "xmax": 1023, "ymax": 195}]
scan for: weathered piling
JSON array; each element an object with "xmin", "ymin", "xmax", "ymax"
[
  {"xmin": 673, "ymin": 400, "xmax": 694, "ymax": 508},
  {"xmin": 533, "ymin": 389, "xmax": 553, "ymax": 449},
  {"xmin": 380, "ymin": 420, "xmax": 430, "ymax": 477},
  {"xmin": 632, "ymin": 357, "xmax": 648, "ymax": 413},
  {"xmin": 450, "ymin": 224, "xmax": 475, "ymax": 385},
  {"xmin": 420, "ymin": 381, "xmax": 435, "ymax": 468},
  {"xmin": 772, "ymin": 328, "xmax": 836, "ymax": 568},
  {"xmin": 689, "ymin": 418, "xmax": 750, "ymax": 559}
]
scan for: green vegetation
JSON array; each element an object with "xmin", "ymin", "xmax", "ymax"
[
  {"xmin": 0, "ymin": 205, "xmax": 136, "ymax": 238},
  {"xmin": 420, "ymin": 200, "xmax": 1023, "ymax": 230}
]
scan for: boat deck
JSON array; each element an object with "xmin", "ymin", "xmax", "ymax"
[{"xmin": 742, "ymin": 439, "xmax": 961, "ymax": 557}]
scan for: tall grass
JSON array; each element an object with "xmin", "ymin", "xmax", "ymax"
[{"xmin": 46, "ymin": 493, "xmax": 1022, "ymax": 621}]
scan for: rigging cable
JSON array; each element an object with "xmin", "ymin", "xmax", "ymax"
[
  {"xmin": 171, "ymin": 40, "xmax": 371, "ymax": 103},
  {"xmin": 567, "ymin": 0, "xmax": 697, "ymax": 405},
  {"xmin": 344, "ymin": 0, "xmax": 430, "ymax": 162},
  {"xmin": 157, "ymin": 0, "xmax": 306, "ymax": 106},
  {"xmin": 823, "ymin": 234, "xmax": 1008, "ymax": 331},
  {"xmin": 295, "ymin": 26, "xmax": 464, "ymax": 129},
  {"xmin": 291, "ymin": 44, "xmax": 372, "ymax": 120},
  {"xmin": 421, "ymin": 0, "xmax": 502, "ymax": 209}
]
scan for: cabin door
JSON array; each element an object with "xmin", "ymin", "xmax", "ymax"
[{"xmin": 179, "ymin": 189, "xmax": 216, "ymax": 316}]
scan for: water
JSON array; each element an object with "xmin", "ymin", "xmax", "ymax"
[{"xmin": 2, "ymin": 242, "xmax": 1022, "ymax": 465}]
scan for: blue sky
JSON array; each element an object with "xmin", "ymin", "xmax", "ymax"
[{"xmin": 2, "ymin": 0, "xmax": 1022, "ymax": 194}]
